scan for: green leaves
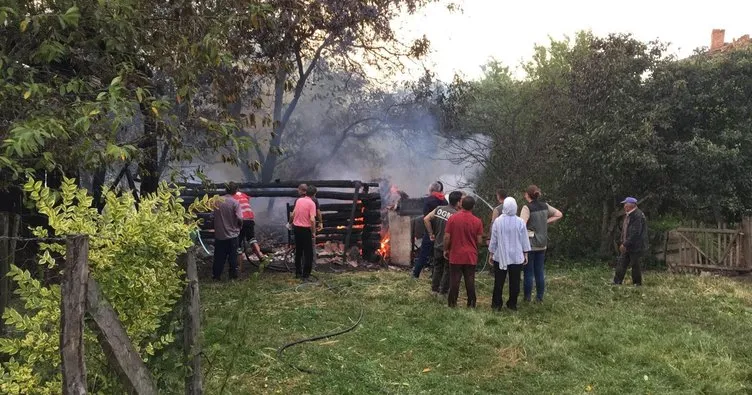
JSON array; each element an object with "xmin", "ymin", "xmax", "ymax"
[
  {"xmin": 2, "ymin": 178, "xmax": 194, "ymax": 392},
  {"xmin": 60, "ymin": 6, "xmax": 81, "ymax": 28},
  {"xmin": 19, "ymin": 18, "xmax": 30, "ymax": 33}
]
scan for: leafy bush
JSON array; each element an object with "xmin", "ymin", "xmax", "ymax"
[{"xmin": 0, "ymin": 177, "xmax": 208, "ymax": 394}]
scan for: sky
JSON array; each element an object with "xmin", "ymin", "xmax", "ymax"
[{"xmin": 394, "ymin": 0, "xmax": 752, "ymax": 82}]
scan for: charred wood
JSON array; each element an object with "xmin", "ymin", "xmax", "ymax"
[{"xmin": 178, "ymin": 180, "xmax": 379, "ymax": 189}]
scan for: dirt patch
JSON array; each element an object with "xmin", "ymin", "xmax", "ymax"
[{"xmin": 495, "ymin": 346, "xmax": 526, "ymax": 370}]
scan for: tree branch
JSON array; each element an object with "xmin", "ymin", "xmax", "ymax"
[{"xmin": 280, "ymin": 33, "xmax": 335, "ymax": 128}]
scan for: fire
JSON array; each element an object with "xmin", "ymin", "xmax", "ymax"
[
  {"xmin": 335, "ymin": 224, "xmax": 364, "ymax": 230},
  {"xmin": 378, "ymin": 232, "xmax": 390, "ymax": 257}
]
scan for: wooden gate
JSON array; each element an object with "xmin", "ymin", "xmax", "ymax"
[{"xmin": 666, "ymin": 217, "xmax": 752, "ymax": 274}]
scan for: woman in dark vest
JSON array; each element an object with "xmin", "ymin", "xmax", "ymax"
[{"xmin": 520, "ymin": 185, "xmax": 563, "ymax": 302}]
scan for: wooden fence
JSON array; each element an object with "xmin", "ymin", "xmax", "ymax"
[
  {"xmin": 665, "ymin": 216, "xmax": 752, "ymax": 274},
  {"xmin": 0, "ymin": 232, "xmax": 203, "ymax": 394}
]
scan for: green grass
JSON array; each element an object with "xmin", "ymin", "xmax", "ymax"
[{"xmin": 199, "ymin": 266, "xmax": 752, "ymax": 394}]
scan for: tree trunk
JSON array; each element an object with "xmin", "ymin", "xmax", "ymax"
[
  {"xmin": 91, "ymin": 166, "xmax": 107, "ymax": 212},
  {"xmin": 260, "ymin": 66, "xmax": 288, "ymax": 183},
  {"xmin": 599, "ymin": 199, "xmax": 613, "ymax": 256},
  {"xmin": 139, "ymin": 103, "xmax": 161, "ymax": 196}
]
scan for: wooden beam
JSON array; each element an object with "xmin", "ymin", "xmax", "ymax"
[
  {"xmin": 673, "ymin": 263, "xmax": 752, "ymax": 272},
  {"xmin": 743, "ymin": 216, "xmax": 752, "ymax": 269},
  {"xmin": 674, "ymin": 227, "xmax": 740, "ymax": 235},
  {"xmin": 179, "ymin": 180, "xmax": 379, "ymax": 189},
  {"xmin": 342, "ymin": 182, "xmax": 362, "ymax": 265},
  {"xmin": 181, "ymin": 249, "xmax": 202, "ymax": 395},
  {"xmin": 676, "ymin": 232, "xmax": 716, "ymax": 265},
  {"xmin": 61, "ymin": 235, "xmax": 89, "ymax": 395},
  {"xmin": 86, "ymin": 277, "xmax": 158, "ymax": 395},
  {"xmin": 180, "ymin": 189, "xmax": 381, "ymax": 201}
]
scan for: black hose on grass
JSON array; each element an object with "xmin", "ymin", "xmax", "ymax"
[{"xmin": 276, "ymin": 307, "xmax": 364, "ymax": 374}]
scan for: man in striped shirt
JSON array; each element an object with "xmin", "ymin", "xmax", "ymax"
[{"xmin": 230, "ymin": 182, "xmax": 266, "ymax": 263}]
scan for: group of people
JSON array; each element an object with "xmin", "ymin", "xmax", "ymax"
[
  {"xmin": 212, "ymin": 182, "xmax": 327, "ymax": 281},
  {"xmin": 211, "ymin": 180, "xmax": 649, "ymax": 296},
  {"xmin": 416, "ymin": 182, "xmax": 648, "ymax": 309},
  {"xmin": 211, "ymin": 182, "xmax": 266, "ymax": 281}
]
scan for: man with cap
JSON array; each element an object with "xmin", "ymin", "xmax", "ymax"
[{"xmin": 613, "ymin": 197, "xmax": 648, "ymax": 286}]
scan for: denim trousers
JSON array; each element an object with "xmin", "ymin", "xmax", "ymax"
[
  {"xmin": 412, "ymin": 234, "xmax": 434, "ymax": 277},
  {"xmin": 523, "ymin": 250, "xmax": 546, "ymax": 301}
]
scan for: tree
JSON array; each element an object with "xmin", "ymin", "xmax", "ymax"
[
  {"xmin": 648, "ymin": 46, "xmax": 752, "ymax": 221},
  {"xmin": 436, "ymin": 61, "xmax": 546, "ymax": 193},
  {"xmin": 437, "ymin": 32, "xmax": 668, "ymax": 256},
  {"xmin": 225, "ymin": 0, "xmax": 438, "ymax": 183},
  {"xmin": 270, "ymin": 65, "xmax": 439, "ymax": 180},
  {"xmin": 0, "ymin": 0, "xmax": 260, "ymax": 196}
]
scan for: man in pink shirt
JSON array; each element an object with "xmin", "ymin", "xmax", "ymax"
[{"xmin": 291, "ymin": 184, "xmax": 317, "ymax": 280}]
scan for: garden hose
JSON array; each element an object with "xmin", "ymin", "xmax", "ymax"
[
  {"xmin": 191, "ymin": 229, "xmax": 211, "ymax": 256},
  {"xmin": 276, "ymin": 307, "xmax": 364, "ymax": 374}
]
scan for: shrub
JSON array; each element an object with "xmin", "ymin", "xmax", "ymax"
[{"xmin": 0, "ymin": 177, "xmax": 208, "ymax": 394}]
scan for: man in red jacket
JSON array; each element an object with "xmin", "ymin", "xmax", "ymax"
[
  {"xmin": 444, "ymin": 196, "xmax": 484, "ymax": 308},
  {"xmin": 231, "ymin": 183, "xmax": 265, "ymax": 264}
]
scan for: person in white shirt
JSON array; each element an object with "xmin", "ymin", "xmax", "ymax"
[{"xmin": 488, "ymin": 197, "xmax": 532, "ymax": 311}]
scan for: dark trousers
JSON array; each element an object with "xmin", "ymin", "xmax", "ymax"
[
  {"xmin": 614, "ymin": 251, "xmax": 643, "ymax": 285},
  {"xmin": 523, "ymin": 250, "xmax": 546, "ymax": 301},
  {"xmin": 431, "ymin": 250, "xmax": 450, "ymax": 294},
  {"xmin": 412, "ymin": 234, "xmax": 434, "ymax": 277},
  {"xmin": 294, "ymin": 226, "xmax": 314, "ymax": 278},
  {"xmin": 492, "ymin": 262, "xmax": 522, "ymax": 310},
  {"xmin": 213, "ymin": 237, "xmax": 239, "ymax": 280},
  {"xmin": 448, "ymin": 264, "xmax": 476, "ymax": 308}
]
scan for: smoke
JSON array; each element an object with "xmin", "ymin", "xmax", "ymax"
[{"xmin": 172, "ymin": 67, "xmax": 489, "ymax": 213}]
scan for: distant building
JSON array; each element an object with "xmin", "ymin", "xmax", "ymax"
[{"xmin": 709, "ymin": 29, "xmax": 751, "ymax": 53}]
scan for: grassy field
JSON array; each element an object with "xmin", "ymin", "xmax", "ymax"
[{"xmin": 199, "ymin": 265, "xmax": 752, "ymax": 394}]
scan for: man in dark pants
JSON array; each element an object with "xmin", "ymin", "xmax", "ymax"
[
  {"xmin": 291, "ymin": 184, "xmax": 317, "ymax": 281},
  {"xmin": 424, "ymin": 190, "xmax": 465, "ymax": 296},
  {"xmin": 613, "ymin": 197, "xmax": 648, "ymax": 286},
  {"xmin": 412, "ymin": 181, "xmax": 448, "ymax": 278},
  {"xmin": 444, "ymin": 196, "xmax": 484, "ymax": 308},
  {"xmin": 213, "ymin": 183, "xmax": 243, "ymax": 280}
]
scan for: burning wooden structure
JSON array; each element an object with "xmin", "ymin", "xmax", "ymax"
[{"xmin": 179, "ymin": 180, "xmax": 386, "ymax": 262}]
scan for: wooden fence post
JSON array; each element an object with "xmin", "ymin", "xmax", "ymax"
[
  {"xmin": 0, "ymin": 213, "xmax": 9, "ymax": 336},
  {"xmin": 61, "ymin": 235, "xmax": 89, "ymax": 395},
  {"xmin": 743, "ymin": 216, "xmax": 752, "ymax": 269},
  {"xmin": 86, "ymin": 278, "xmax": 158, "ymax": 395},
  {"xmin": 181, "ymin": 249, "xmax": 202, "ymax": 395}
]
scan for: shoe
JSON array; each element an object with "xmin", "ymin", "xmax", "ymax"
[
  {"xmin": 634, "ymin": 283, "xmax": 642, "ymax": 287},
  {"xmin": 506, "ymin": 303, "xmax": 517, "ymax": 311},
  {"xmin": 431, "ymin": 291, "xmax": 439, "ymax": 297}
]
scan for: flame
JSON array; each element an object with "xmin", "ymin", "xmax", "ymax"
[
  {"xmin": 336, "ymin": 225, "xmax": 346, "ymax": 230},
  {"xmin": 378, "ymin": 232, "xmax": 390, "ymax": 257}
]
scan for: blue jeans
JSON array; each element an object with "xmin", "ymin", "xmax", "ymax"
[
  {"xmin": 523, "ymin": 250, "xmax": 546, "ymax": 301},
  {"xmin": 412, "ymin": 234, "xmax": 434, "ymax": 278}
]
